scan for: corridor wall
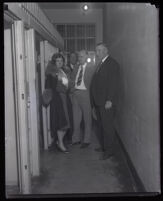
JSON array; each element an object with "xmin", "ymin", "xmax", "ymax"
[{"xmin": 103, "ymin": 3, "xmax": 160, "ymax": 192}]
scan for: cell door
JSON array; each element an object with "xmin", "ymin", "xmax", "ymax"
[
  {"xmin": 5, "ymin": 27, "xmax": 19, "ymax": 191},
  {"xmin": 24, "ymin": 28, "xmax": 40, "ymax": 177},
  {"xmin": 12, "ymin": 20, "xmax": 31, "ymax": 194}
]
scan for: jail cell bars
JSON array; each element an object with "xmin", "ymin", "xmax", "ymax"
[{"xmin": 56, "ymin": 23, "xmax": 96, "ymax": 53}]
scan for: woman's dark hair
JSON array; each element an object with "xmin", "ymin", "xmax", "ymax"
[{"xmin": 51, "ymin": 53, "xmax": 65, "ymax": 65}]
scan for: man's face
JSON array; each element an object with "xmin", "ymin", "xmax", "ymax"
[
  {"xmin": 95, "ymin": 45, "xmax": 106, "ymax": 61},
  {"xmin": 78, "ymin": 51, "xmax": 87, "ymax": 65},
  {"xmin": 70, "ymin": 53, "xmax": 77, "ymax": 65}
]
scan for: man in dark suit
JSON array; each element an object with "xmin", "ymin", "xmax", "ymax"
[
  {"xmin": 90, "ymin": 43, "xmax": 121, "ymax": 160},
  {"xmin": 68, "ymin": 52, "xmax": 78, "ymax": 72},
  {"xmin": 70, "ymin": 50, "xmax": 96, "ymax": 148}
]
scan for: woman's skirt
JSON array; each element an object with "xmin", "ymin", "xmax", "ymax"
[
  {"xmin": 50, "ymin": 91, "xmax": 70, "ymax": 137},
  {"xmin": 59, "ymin": 93, "xmax": 70, "ymax": 130}
]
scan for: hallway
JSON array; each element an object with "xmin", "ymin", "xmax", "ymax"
[
  {"xmin": 4, "ymin": 2, "xmax": 160, "ymax": 196},
  {"xmin": 31, "ymin": 132, "xmax": 137, "ymax": 194}
]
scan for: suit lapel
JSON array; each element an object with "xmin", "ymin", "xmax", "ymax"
[
  {"xmin": 73, "ymin": 65, "xmax": 80, "ymax": 80},
  {"xmin": 95, "ymin": 61, "xmax": 103, "ymax": 73},
  {"xmin": 84, "ymin": 63, "xmax": 93, "ymax": 88},
  {"xmin": 96, "ymin": 56, "xmax": 110, "ymax": 73}
]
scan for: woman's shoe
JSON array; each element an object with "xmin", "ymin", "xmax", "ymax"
[{"xmin": 56, "ymin": 142, "xmax": 69, "ymax": 153}]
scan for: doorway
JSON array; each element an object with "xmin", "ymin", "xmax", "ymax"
[{"xmin": 5, "ymin": 20, "xmax": 41, "ymax": 195}]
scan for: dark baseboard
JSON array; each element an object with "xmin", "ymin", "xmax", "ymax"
[
  {"xmin": 6, "ymin": 185, "xmax": 20, "ymax": 195},
  {"xmin": 115, "ymin": 131, "xmax": 146, "ymax": 192}
]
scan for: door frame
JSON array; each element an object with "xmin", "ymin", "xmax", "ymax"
[
  {"xmin": 12, "ymin": 20, "xmax": 31, "ymax": 194},
  {"xmin": 40, "ymin": 41, "xmax": 48, "ymax": 150}
]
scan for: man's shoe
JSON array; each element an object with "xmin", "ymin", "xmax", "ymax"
[
  {"xmin": 94, "ymin": 147, "xmax": 105, "ymax": 152},
  {"xmin": 80, "ymin": 143, "xmax": 90, "ymax": 148},
  {"xmin": 66, "ymin": 140, "xmax": 72, "ymax": 145},
  {"xmin": 99, "ymin": 153, "xmax": 113, "ymax": 160},
  {"xmin": 71, "ymin": 141, "xmax": 81, "ymax": 145}
]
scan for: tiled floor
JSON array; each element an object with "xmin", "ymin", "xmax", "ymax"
[{"xmin": 31, "ymin": 131, "xmax": 137, "ymax": 195}]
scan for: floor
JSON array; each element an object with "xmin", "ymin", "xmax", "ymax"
[{"xmin": 31, "ymin": 130, "xmax": 137, "ymax": 195}]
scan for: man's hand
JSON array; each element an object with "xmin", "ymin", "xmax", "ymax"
[
  {"xmin": 105, "ymin": 100, "xmax": 112, "ymax": 110},
  {"xmin": 92, "ymin": 107, "xmax": 97, "ymax": 120}
]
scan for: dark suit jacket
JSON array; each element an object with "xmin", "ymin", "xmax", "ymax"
[
  {"xmin": 90, "ymin": 56, "xmax": 121, "ymax": 107},
  {"xmin": 70, "ymin": 63, "xmax": 96, "ymax": 93}
]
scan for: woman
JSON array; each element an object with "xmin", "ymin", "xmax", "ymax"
[
  {"xmin": 61, "ymin": 62, "xmax": 74, "ymax": 146},
  {"xmin": 45, "ymin": 53, "xmax": 71, "ymax": 153}
]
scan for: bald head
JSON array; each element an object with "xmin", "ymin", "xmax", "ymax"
[{"xmin": 96, "ymin": 43, "xmax": 109, "ymax": 61}]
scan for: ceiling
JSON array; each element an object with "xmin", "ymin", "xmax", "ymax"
[{"xmin": 38, "ymin": 2, "xmax": 105, "ymax": 9}]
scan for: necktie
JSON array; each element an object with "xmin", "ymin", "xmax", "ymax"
[
  {"xmin": 70, "ymin": 64, "xmax": 73, "ymax": 71},
  {"xmin": 77, "ymin": 65, "xmax": 84, "ymax": 86}
]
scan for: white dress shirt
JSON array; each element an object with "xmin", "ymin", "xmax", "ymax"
[
  {"xmin": 70, "ymin": 64, "xmax": 74, "ymax": 70},
  {"xmin": 75, "ymin": 63, "xmax": 87, "ymax": 90},
  {"xmin": 102, "ymin": 55, "xmax": 109, "ymax": 63}
]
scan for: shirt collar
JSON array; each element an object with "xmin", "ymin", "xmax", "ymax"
[{"xmin": 102, "ymin": 55, "xmax": 109, "ymax": 63}]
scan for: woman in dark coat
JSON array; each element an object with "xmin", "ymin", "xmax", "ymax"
[{"xmin": 45, "ymin": 53, "xmax": 71, "ymax": 153}]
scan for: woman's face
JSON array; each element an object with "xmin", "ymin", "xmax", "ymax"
[{"xmin": 55, "ymin": 57, "xmax": 64, "ymax": 69}]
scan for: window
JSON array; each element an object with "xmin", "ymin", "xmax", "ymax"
[{"xmin": 56, "ymin": 23, "xmax": 96, "ymax": 53}]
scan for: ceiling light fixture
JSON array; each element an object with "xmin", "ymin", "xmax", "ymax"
[
  {"xmin": 81, "ymin": 3, "xmax": 90, "ymax": 15},
  {"xmin": 83, "ymin": 4, "xmax": 89, "ymax": 11},
  {"xmin": 87, "ymin": 58, "xmax": 91, "ymax": 63}
]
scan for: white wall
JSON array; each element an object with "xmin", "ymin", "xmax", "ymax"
[
  {"xmin": 103, "ymin": 3, "xmax": 160, "ymax": 192},
  {"xmin": 43, "ymin": 8, "xmax": 103, "ymax": 44}
]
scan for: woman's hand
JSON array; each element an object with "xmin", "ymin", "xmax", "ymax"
[
  {"xmin": 57, "ymin": 73, "xmax": 62, "ymax": 81},
  {"xmin": 105, "ymin": 100, "xmax": 112, "ymax": 110},
  {"xmin": 62, "ymin": 77, "xmax": 69, "ymax": 88}
]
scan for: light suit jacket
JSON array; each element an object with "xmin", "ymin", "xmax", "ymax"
[{"xmin": 69, "ymin": 62, "xmax": 96, "ymax": 93}]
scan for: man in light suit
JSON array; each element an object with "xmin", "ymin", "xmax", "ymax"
[
  {"xmin": 90, "ymin": 43, "xmax": 121, "ymax": 160},
  {"xmin": 70, "ymin": 50, "xmax": 95, "ymax": 148}
]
